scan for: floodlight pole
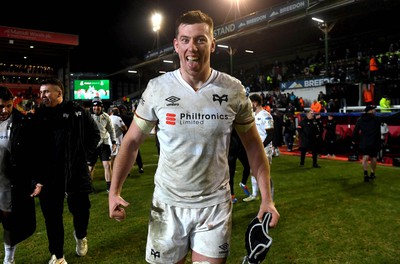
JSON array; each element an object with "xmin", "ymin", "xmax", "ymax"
[
  {"xmin": 217, "ymin": 44, "xmax": 236, "ymax": 75},
  {"xmin": 312, "ymin": 17, "xmax": 335, "ymax": 75}
]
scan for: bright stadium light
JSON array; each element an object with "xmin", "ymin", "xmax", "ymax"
[{"xmin": 151, "ymin": 12, "xmax": 162, "ymax": 50}]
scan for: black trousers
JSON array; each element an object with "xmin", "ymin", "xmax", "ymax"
[
  {"xmin": 39, "ymin": 191, "xmax": 91, "ymax": 259},
  {"xmin": 228, "ymin": 148, "xmax": 250, "ymax": 195},
  {"xmin": 300, "ymin": 146, "xmax": 318, "ymax": 166}
]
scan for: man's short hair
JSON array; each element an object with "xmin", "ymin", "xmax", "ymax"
[
  {"xmin": 249, "ymin": 94, "xmax": 262, "ymax": 105},
  {"xmin": 175, "ymin": 10, "xmax": 214, "ymax": 37},
  {"xmin": 0, "ymin": 86, "xmax": 14, "ymax": 101},
  {"xmin": 40, "ymin": 78, "xmax": 64, "ymax": 95}
]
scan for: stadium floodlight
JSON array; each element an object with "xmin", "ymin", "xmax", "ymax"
[
  {"xmin": 151, "ymin": 12, "xmax": 162, "ymax": 50},
  {"xmin": 312, "ymin": 17, "xmax": 324, "ymax": 23}
]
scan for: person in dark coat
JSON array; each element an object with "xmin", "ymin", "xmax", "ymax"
[
  {"xmin": 0, "ymin": 86, "xmax": 42, "ymax": 264},
  {"xmin": 228, "ymin": 129, "xmax": 251, "ymax": 203},
  {"xmin": 352, "ymin": 105, "xmax": 381, "ymax": 182},
  {"xmin": 324, "ymin": 114, "xmax": 337, "ymax": 157},
  {"xmin": 282, "ymin": 112, "xmax": 296, "ymax": 152},
  {"xmin": 297, "ymin": 110, "xmax": 321, "ymax": 168},
  {"xmin": 33, "ymin": 79, "xmax": 100, "ymax": 264}
]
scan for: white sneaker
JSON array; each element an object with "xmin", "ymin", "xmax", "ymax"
[
  {"xmin": 3, "ymin": 260, "xmax": 15, "ymax": 264},
  {"xmin": 74, "ymin": 231, "xmax": 88, "ymax": 257},
  {"xmin": 48, "ymin": 255, "xmax": 67, "ymax": 264},
  {"xmin": 243, "ymin": 195, "xmax": 257, "ymax": 202}
]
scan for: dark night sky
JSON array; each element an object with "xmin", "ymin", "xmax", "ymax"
[{"xmin": 0, "ymin": 0, "xmax": 283, "ymax": 73}]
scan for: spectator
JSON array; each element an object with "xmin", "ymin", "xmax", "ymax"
[
  {"xmin": 310, "ymin": 99, "xmax": 322, "ymax": 113},
  {"xmin": 324, "ymin": 114, "xmax": 337, "ymax": 158},
  {"xmin": 352, "ymin": 105, "xmax": 381, "ymax": 182},
  {"xmin": 363, "ymin": 83, "xmax": 374, "ymax": 106},
  {"xmin": 379, "ymin": 95, "xmax": 391, "ymax": 112},
  {"xmin": 369, "ymin": 55, "xmax": 379, "ymax": 80},
  {"xmin": 88, "ymin": 97, "xmax": 117, "ymax": 192},
  {"xmin": 108, "ymin": 10, "xmax": 279, "ymax": 263},
  {"xmin": 283, "ymin": 112, "xmax": 296, "ymax": 152},
  {"xmin": 34, "ymin": 78, "xmax": 100, "ymax": 264}
]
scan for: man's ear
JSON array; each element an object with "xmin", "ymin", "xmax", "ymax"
[{"xmin": 210, "ymin": 38, "xmax": 216, "ymax": 53}]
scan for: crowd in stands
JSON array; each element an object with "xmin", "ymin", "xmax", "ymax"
[
  {"xmin": 242, "ymin": 40, "xmax": 400, "ymax": 95},
  {"xmin": 0, "ymin": 62, "xmax": 55, "ymax": 85}
]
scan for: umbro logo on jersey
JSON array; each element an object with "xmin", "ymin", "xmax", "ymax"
[
  {"xmin": 213, "ymin": 94, "xmax": 228, "ymax": 105},
  {"xmin": 165, "ymin": 96, "xmax": 180, "ymax": 106},
  {"xmin": 165, "ymin": 113, "xmax": 176, "ymax": 125}
]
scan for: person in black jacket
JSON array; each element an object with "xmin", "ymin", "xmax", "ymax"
[
  {"xmin": 352, "ymin": 105, "xmax": 381, "ymax": 182},
  {"xmin": 324, "ymin": 114, "xmax": 337, "ymax": 158},
  {"xmin": 0, "ymin": 86, "xmax": 42, "ymax": 264},
  {"xmin": 297, "ymin": 110, "xmax": 321, "ymax": 168},
  {"xmin": 34, "ymin": 79, "xmax": 100, "ymax": 264},
  {"xmin": 228, "ymin": 129, "xmax": 251, "ymax": 203}
]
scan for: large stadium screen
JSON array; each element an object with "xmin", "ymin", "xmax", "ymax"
[{"xmin": 73, "ymin": 79, "xmax": 110, "ymax": 100}]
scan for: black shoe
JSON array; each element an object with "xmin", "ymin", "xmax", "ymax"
[
  {"xmin": 139, "ymin": 168, "xmax": 144, "ymax": 173},
  {"xmin": 364, "ymin": 176, "xmax": 369, "ymax": 182},
  {"xmin": 369, "ymin": 174, "xmax": 376, "ymax": 180},
  {"xmin": 313, "ymin": 164, "xmax": 321, "ymax": 168},
  {"xmin": 300, "ymin": 163, "xmax": 304, "ymax": 167}
]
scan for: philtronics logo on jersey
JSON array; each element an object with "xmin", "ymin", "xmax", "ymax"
[
  {"xmin": 213, "ymin": 94, "xmax": 228, "ymax": 105},
  {"xmin": 165, "ymin": 96, "xmax": 180, "ymax": 106},
  {"xmin": 179, "ymin": 112, "xmax": 229, "ymax": 125},
  {"xmin": 165, "ymin": 113, "xmax": 176, "ymax": 125}
]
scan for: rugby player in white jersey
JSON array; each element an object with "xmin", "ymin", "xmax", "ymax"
[{"xmin": 109, "ymin": 10, "xmax": 279, "ymax": 264}]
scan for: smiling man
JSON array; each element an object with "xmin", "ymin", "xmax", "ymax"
[{"xmin": 108, "ymin": 10, "xmax": 279, "ymax": 264}]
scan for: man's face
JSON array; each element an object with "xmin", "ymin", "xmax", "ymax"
[
  {"xmin": 0, "ymin": 98, "xmax": 13, "ymax": 121},
  {"xmin": 39, "ymin": 84, "xmax": 62, "ymax": 107},
  {"xmin": 251, "ymin": 101, "xmax": 259, "ymax": 112},
  {"xmin": 92, "ymin": 105, "xmax": 102, "ymax": 115},
  {"xmin": 173, "ymin": 23, "xmax": 215, "ymax": 78}
]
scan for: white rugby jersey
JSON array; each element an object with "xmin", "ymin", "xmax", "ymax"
[
  {"xmin": 254, "ymin": 109, "xmax": 274, "ymax": 144},
  {"xmin": 136, "ymin": 69, "xmax": 254, "ymax": 208},
  {"xmin": 110, "ymin": 115, "xmax": 125, "ymax": 144}
]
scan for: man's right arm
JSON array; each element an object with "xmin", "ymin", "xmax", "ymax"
[{"xmin": 108, "ymin": 116, "xmax": 155, "ymax": 221}]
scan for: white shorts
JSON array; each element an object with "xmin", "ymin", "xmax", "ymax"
[{"xmin": 145, "ymin": 196, "xmax": 232, "ymax": 263}]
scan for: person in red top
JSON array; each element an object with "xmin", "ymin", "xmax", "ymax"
[
  {"xmin": 363, "ymin": 83, "xmax": 374, "ymax": 106},
  {"xmin": 298, "ymin": 97, "xmax": 305, "ymax": 111},
  {"xmin": 310, "ymin": 99, "xmax": 322, "ymax": 113},
  {"xmin": 369, "ymin": 55, "xmax": 379, "ymax": 80}
]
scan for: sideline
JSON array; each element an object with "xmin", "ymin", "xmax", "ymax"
[{"xmin": 278, "ymin": 147, "xmax": 395, "ymax": 167}]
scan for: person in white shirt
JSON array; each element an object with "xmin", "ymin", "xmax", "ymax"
[
  {"xmin": 243, "ymin": 94, "xmax": 275, "ymax": 202},
  {"xmin": 108, "ymin": 10, "xmax": 279, "ymax": 264},
  {"xmin": 108, "ymin": 107, "xmax": 128, "ymax": 171},
  {"xmin": 88, "ymin": 97, "xmax": 117, "ymax": 192}
]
